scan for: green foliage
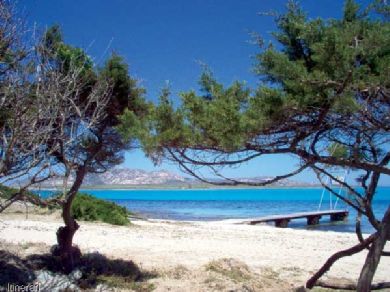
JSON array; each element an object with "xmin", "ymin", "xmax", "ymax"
[
  {"xmin": 81, "ymin": 53, "xmax": 151, "ymax": 172},
  {"xmin": 343, "ymin": 0, "xmax": 361, "ymax": 22},
  {"xmin": 327, "ymin": 143, "xmax": 348, "ymax": 159},
  {"xmin": 0, "ymin": 184, "xmax": 18, "ymax": 199},
  {"xmin": 253, "ymin": 0, "xmax": 389, "ymax": 113},
  {"xmin": 0, "ymin": 186, "xmax": 131, "ymax": 226},
  {"xmin": 0, "ymin": 184, "xmax": 39, "ymax": 201},
  {"xmin": 42, "ymin": 25, "xmax": 63, "ymax": 53},
  {"xmin": 99, "ymin": 54, "xmax": 148, "ymax": 124},
  {"xmin": 71, "ymin": 193, "xmax": 131, "ymax": 225},
  {"xmin": 42, "ymin": 25, "xmax": 95, "ymax": 81},
  {"xmin": 137, "ymin": 0, "xmax": 390, "ymax": 166},
  {"xmin": 140, "ymin": 73, "xmax": 252, "ymax": 154}
]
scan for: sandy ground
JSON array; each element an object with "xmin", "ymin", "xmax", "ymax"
[{"xmin": 0, "ymin": 207, "xmax": 389, "ymax": 291}]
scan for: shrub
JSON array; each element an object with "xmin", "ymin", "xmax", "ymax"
[
  {"xmin": 71, "ymin": 193, "xmax": 131, "ymax": 225},
  {"xmin": 0, "ymin": 185, "xmax": 16, "ymax": 199},
  {"xmin": 0, "ymin": 184, "xmax": 41, "ymax": 202}
]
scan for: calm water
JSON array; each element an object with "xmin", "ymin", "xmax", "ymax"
[{"xmin": 38, "ymin": 187, "xmax": 390, "ymax": 234}]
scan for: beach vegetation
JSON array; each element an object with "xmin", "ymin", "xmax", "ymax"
[
  {"xmin": 97, "ymin": 275, "xmax": 156, "ymax": 291},
  {"xmin": 203, "ymin": 258, "xmax": 288, "ymax": 291},
  {"xmin": 1, "ymin": 184, "xmax": 132, "ymax": 226},
  {"xmin": 0, "ymin": 185, "xmax": 58, "ymax": 212},
  {"xmin": 205, "ymin": 258, "xmax": 252, "ymax": 283},
  {"xmin": 0, "ymin": 185, "xmax": 22, "ymax": 200},
  {"xmin": 0, "ymin": 185, "xmax": 15, "ymax": 200},
  {"xmin": 71, "ymin": 193, "xmax": 131, "ymax": 226},
  {"xmin": 0, "ymin": 185, "xmax": 39, "ymax": 201},
  {"xmin": 164, "ymin": 264, "xmax": 190, "ymax": 280},
  {"xmin": 130, "ymin": 0, "xmax": 390, "ymax": 290}
]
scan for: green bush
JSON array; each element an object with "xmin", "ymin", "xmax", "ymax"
[
  {"xmin": 72, "ymin": 193, "xmax": 131, "ymax": 226},
  {"xmin": 0, "ymin": 184, "xmax": 16, "ymax": 199},
  {"xmin": 0, "ymin": 184, "xmax": 40, "ymax": 201},
  {"xmin": 1, "ymin": 186, "xmax": 131, "ymax": 226}
]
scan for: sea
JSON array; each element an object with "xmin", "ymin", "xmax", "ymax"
[{"xmin": 37, "ymin": 187, "xmax": 390, "ymax": 234}]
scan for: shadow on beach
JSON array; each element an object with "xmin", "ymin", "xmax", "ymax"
[{"xmin": 0, "ymin": 248, "xmax": 157, "ymax": 291}]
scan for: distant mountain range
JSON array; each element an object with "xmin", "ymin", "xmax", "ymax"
[
  {"xmin": 39, "ymin": 167, "xmax": 190, "ymax": 187},
  {"xmin": 34, "ymin": 167, "xmax": 313, "ymax": 188}
]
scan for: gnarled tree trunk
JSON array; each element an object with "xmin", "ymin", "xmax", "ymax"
[
  {"xmin": 357, "ymin": 206, "xmax": 390, "ymax": 291},
  {"xmin": 52, "ymin": 166, "xmax": 86, "ymax": 273}
]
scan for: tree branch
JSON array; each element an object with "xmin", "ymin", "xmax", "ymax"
[
  {"xmin": 314, "ymin": 280, "xmax": 390, "ymax": 290},
  {"xmin": 306, "ymin": 233, "xmax": 377, "ymax": 289},
  {"xmin": 168, "ymin": 148, "xmax": 310, "ymax": 186}
]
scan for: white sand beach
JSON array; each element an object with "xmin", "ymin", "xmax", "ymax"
[{"xmin": 1, "ymin": 210, "xmax": 389, "ymax": 291}]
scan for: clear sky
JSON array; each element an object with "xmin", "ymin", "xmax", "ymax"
[{"xmin": 18, "ymin": 0, "xmax": 389, "ymax": 185}]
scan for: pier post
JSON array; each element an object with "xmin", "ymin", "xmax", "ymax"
[
  {"xmin": 330, "ymin": 212, "xmax": 348, "ymax": 222},
  {"xmin": 307, "ymin": 215, "xmax": 321, "ymax": 225},
  {"xmin": 275, "ymin": 219, "xmax": 290, "ymax": 228}
]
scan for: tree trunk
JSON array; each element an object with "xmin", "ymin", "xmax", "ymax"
[
  {"xmin": 52, "ymin": 166, "xmax": 86, "ymax": 273},
  {"xmin": 357, "ymin": 206, "xmax": 390, "ymax": 291}
]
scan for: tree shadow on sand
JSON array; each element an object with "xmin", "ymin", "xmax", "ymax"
[
  {"xmin": 0, "ymin": 249, "xmax": 157, "ymax": 291},
  {"xmin": 0, "ymin": 250, "xmax": 36, "ymax": 288}
]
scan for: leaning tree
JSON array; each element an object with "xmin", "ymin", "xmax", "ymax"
[
  {"xmin": 37, "ymin": 26, "xmax": 149, "ymax": 272},
  {"xmin": 122, "ymin": 0, "xmax": 390, "ymax": 290},
  {"xmin": 0, "ymin": 0, "xmax": 149, "ymax": 270}
]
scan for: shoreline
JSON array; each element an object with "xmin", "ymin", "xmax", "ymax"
[{"xmin": 23, "ymin": 188, "xmax": 390, "ymax": 236}]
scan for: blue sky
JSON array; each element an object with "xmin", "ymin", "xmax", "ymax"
[{"xmin": 19, "ymin": 0, "xmax": 389, "ymax": 185}]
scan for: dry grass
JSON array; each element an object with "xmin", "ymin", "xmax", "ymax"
[
  {"xmin": 160, "ymin": 264, "xmax": 190, "ymax": 280},
  {"xmin": 97, "ymin": 275, "xmax": 156, "ymax": 291},
  {"xmin": 203, "ymin": 258, "xmax": 294, "ymax": 291},
  {"xmin": 205, "ymin": 258, "xmax": 252, "ymax": 283}
]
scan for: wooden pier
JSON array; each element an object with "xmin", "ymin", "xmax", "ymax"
[{"xmin": 239, "ymin": 210, "xmax": 348, "ymax": 228}]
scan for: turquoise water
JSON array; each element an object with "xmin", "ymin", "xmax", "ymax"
[{"xmin": 38, "ymin": 187, "xmax": 390, "ymax": 234}]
